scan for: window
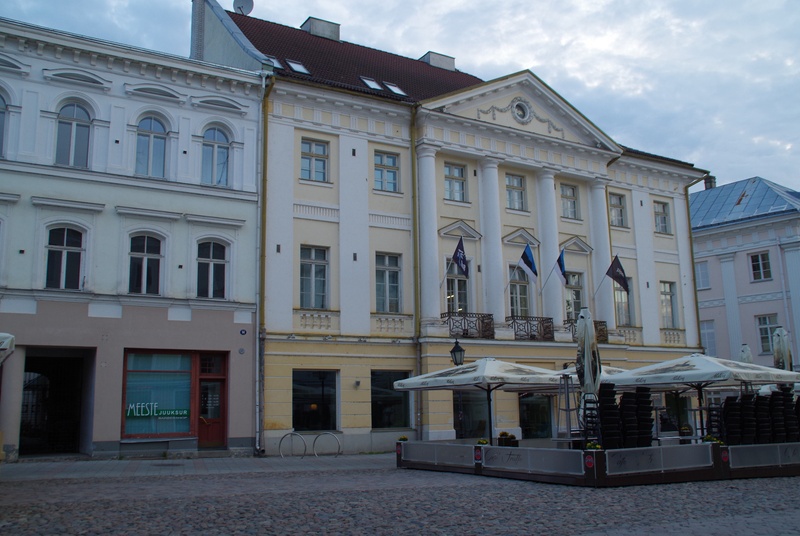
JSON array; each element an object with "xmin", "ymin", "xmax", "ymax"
[
  {"xmin": 700, "ymin": 320, "xmax": 717, "ymax": 356},
  {"xmin": 565, "ymin": 272, "xmax": 583, "ymax": 321},
  {"xmin": 750, "ymin": 252, "xmax": 772, "ymax": 281},
  {"xmin": 375, "ymin": 253, "xmax": 400, "ymax": 313},
  {"xmin": 614, "ymin": 279, "xmax": 633, "ymax": 326},
  {"xmin": 446, "ymin": 260, "xmax": 468, "ymax": 313},
  {"xmin": 660, "ymin": 281, "xmax": 677, "ymax": 328},
  {"xmin": 654, "ymin": 201, "xmax": 671, "ymax": 234},
  {"xmin": 45, "ymin": 227, "xmax": 83, "ymax": 290},
  {"xmin": 509, "ymin": 266, "xmax": 530, "ymax": 317},
  {"xmin": 293, "ymin": 370, "xmax": 336, "ymax": 431},
  {"xmin": 201, "ymin": 127, "xmax": 229, "ymax": 187},
  {"xmin": 695, "ymin": 261, "xmax": 710, "ymax": 289},
  {"xmin": 444, "ymin": 163, "xmax": 466, "ymax": 202},
  {"xmin": 609, "ymin": 193, "xmax": 627, "ymax": 227},
  {"xmin": 286, "ymin": 59, "xmax": 310, "ymax": 74},
  {"xmin": 300, "ymin": 246, "xmax": 328, "ymax": 309},
  {"xmin": 136, "ymin": 116, "xmax": 166, "ymax": 178},
  {"xmin": 300, "ymin": 139, "xmax": 328, "ymax": 182},
  {"xmin": 506, "ymin": 174, "xmax": 526, "ymax": 211},
  {"xmin": 197, "ymin": 241, "xmax": 227, "ymax": 299},
  {"xmin": 374, "ymin": 151, "xmax": 399, "ymax": 192},
  {"xmin": 383, "ymin": 82, "xmax": 407, "ymax": 96},
  {"xmin": 757, "ymin": 314, "xmax": 779, "ymax": 353},
  {"xmin": 454, "ymin": 390, "xmax": 488, "ymax": 439},
  {"xmin": 123, "ymin": 352, "xmax": 192, "ymax": 436},
  {"xmin": 561, "ymin": 184, "xmax": 579, "ymax": 219},
  {"xmin": 129, "ymin": 235, "xmax": 162, "ymax": 295},
  {"xmin": 361, "ymin": 77, "xmax": 382, "ymax": 90},
  {"xmin": 371, "ymin": 371, "xmax": 410, "ymax": 428},
  {"xmin": 0, "ymin": 95, "xmax": 6, "ymax": 157},
  {"xmin": 55, "ymin": 103, "xmax": 90, "ymax": 168},
  {"xmin": 519, "ymin": 393, "xmax": 552, "ymax": 439}
]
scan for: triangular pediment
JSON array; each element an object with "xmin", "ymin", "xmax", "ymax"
[
  {"xmin": 561, "ymin": 236, "xmax": 592, "ymax": 254},
  {"xmin": 423, "ymin": 71, "xmax": 619, "ymax": 153},
  {"xmin": 439, "ymin": 220, "xmax": 481, "ymax": 240},
  {"xmin": 503, "ymin": 228, "xmax": 539, "ymax": 247}
]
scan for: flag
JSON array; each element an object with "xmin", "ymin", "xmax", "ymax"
[
  {"xmin": 606, "ymin": 255, "xmax": 629, "ymax": 293},
  {"xmin": 517, "ymin": 244, "xmax": 538, "ymax": 283},
  {"xmin": 555, "ymin": 249, "xmax": 567, "ymax": 286},
  {"xmin": 452, "ymin": 237, "xmax": 469, "ymax": 277}
]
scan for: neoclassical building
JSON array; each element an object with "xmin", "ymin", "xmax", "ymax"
[
  {"xmin": 193, "ymin": 0, "xmax": 708, "ymax": 454},
  {"xmin": 0, "ymin": 17, "xmax": 263, "ymax": 460}
]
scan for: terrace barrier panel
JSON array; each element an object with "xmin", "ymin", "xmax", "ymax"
[
  {"xmin": 605, "ymin": 444, "xmax": 712, "ymax": 476},
  {"xmin": 402, "ymin": 441, "xmax": 474, "ymax": 467},
  {"xmin": 728, "ymin": 443, "xmax": 800, "ymax": 469},
  {"xmin": 483, "ymin": 446, "xmax": 584, "ymax": 475}
]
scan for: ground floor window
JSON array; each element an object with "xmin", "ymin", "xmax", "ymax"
[
  {"xmin": 123, "ymin": 353, "xmax": 192, "ymax": 436},
  {"xmin": 453, "ymin": 390, "xmax": 488, "ymax": 439},
  {"xmin": 371, "ymin": 370, "xmax": 410, "ymax": 428},
  {"xmin": 519, "ymin": 393, "xmax": 552, "ymax": 439},
  {"xmin": 293, "ymin": 370, "xmax": 337, "ymax": 431}
]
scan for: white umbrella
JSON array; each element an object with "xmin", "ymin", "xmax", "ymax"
[
  {"xmin": 739, "ymin": 344, "xmax": 753, "ymax": 364},
  {"xmin": 773, "ymin": 328, "xmax": 791, "ymax": 371},
  {"xmin": 575, "ymin": 308, "xmax": 601, "ymax": 396}
]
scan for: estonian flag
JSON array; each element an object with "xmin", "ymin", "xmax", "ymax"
[
  {"xmin": 555, "ymin": 249, "xmax": 567, "ymax": 286},
  {"xmin": 517, "ymin": 244, "xmax": 538, "ymax": 283},
  {"xmin": 606, "ymin": 255, "xmax": 630, "ymax": 293},
  {"xmin": 452, "ymin": 237, "xmax": 469, "ymax": 278}
]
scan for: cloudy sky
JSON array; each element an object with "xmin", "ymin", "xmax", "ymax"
[{"xmin": 2, "ymin": 0, "xmax": 798, "ymax": 192}]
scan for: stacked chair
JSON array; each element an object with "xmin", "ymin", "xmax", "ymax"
[
  {"xmin": 721, "ymin": 396, "xmax": 742, "ymax": 445},
  {"xmin": 635, "ymin": 387, "xmax": 654, "ymax": 447},
  {"xmin": 597, "ymin": 383, "xmax": 622, "ymax": 449},
  {"xmin": 754, "ymin": 395, "xmax": 773, "ymax": 443}
]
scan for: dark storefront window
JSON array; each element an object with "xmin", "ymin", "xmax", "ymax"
[
  {"xmin": 371, "ymin": 371, "xmax": 409, "ymax": 429},
  {"xmin": 293, "ymin": 370, "xmax": 337, "ymax": 431},
  {"xmin": 519, "ymin": 393, "xmax": 552, "ymax": 439}
]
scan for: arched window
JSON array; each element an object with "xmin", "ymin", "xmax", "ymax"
[
  {"xmin": 202, "ymin": 127, "xmax": 229, "ymax": 186},
  {"xmin": 197, "ymin": 240, "xmax": 227, "ymax": 299},
  {"xmin": 55, "ymin": 103, "xmax": 90, "ymax": 168},
  {"xmin": 0, "ymin": 95, "xmax": 7, "ymax": 157},
  {"xmin": 135, "ymin": 116, "xmax": 166, "ymax": 178},
  {"xmin": 128, "ymin": 234, "xmax": 162, "ymax": 295},
  {"xmin": 46, "ymin": 226, "xmax": 84, "ymax": 290}
]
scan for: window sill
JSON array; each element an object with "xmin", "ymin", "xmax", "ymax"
[
  {"xmin": 299, "ymin": 178, "xmax": 334, "ymax": 188},
  {"xmin": 443, "ymin": 199, "xmax": 471, "ymax": 207},
  {"xmin": 654, "ymin": 231, "xmax": 674, "ymax": 237},
  {"xmin": 560, "ymin": 216, "xmax": 583, "ymax": 223},
  {"xmin": 505, "ymin": 208, "xmax": 529, "ymax": 216},
  {"xmin": 373, "ymin": 188, "xmax": 403, "ymax": 197}
]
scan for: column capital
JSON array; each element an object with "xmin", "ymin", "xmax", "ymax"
[
  {"xmin": 719, "ymin": 252, "xmax": 736, "ymax": 263},
  {"xmin": 478, "ymin": 157, "xmax": 502, "ymax": 171},
  {"xmin": 415, "ymin": 143, "xmax": 439, "ymax": 158}
]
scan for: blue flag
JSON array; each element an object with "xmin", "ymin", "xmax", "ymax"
[
  {"xmin": 556, "ymin": 249, "xmax": 567, "ymax": 286},
  {"xmin": 517, "ymin": 244, "xmax": 537, "ymax": 283},
  {"xmin": 452, "ymin": 237, "xmax": 469, "ymax": 277}
]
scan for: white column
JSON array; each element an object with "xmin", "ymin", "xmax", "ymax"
[
  {"xmin": 0, "ymin": 345, "xmax": 25, "ymax": 462},
  {"xmin": 478, "ymin": 158, "xmax": 506, "ymax": 324},
  {"xmin": 719, "ymin": 253, "xmax": 742, "ymax": 353},
  {"xmin": 589, "ymin": 180, "xmax": 615, "ymax": 329},
  {"xmin": 780, "ymin": 239, "xmax": 800, "ymax": 369},
  {"xmin": 537, "ymin": 169, "xmax": 563, "ymax": 325},
  {"xmin": 417, "ymin": 144, "xmax": 441, "ymax": 323}
]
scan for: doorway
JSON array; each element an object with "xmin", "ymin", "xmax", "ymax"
[{"xmin": 197, "ymin": 354, "xmax": 227, "ymax": 449}]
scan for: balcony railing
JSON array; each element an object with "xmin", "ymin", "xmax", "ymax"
[
  {"xmin": 441, "ymin": 312, "xmax": 495, "ymax": 339},
  {"xmin": 505, "ymin": 315, "xmax": 555, "ymax": 341},
  {"xmin": 564, "ymin": 319, "xmax": 609, "ymax": 344}
]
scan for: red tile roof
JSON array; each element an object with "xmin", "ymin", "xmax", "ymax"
[{"xmin": 228, "ymin": 12, "xmax": 484, "ymax": 102}]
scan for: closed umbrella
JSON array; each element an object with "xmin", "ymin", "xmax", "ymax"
[
  {"xmin": 575, "ymin": 308, "xmax": 602, "ymax": 396},
  {"xmin": 773, "ymin": 328, "xmax": 791, "ymax": 371},
  {"xmin": 739, "ymin": 344, "xmax": 753, "ymax": 364}
]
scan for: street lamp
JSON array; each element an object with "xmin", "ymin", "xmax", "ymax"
[{"xmin": 450, "ymin": 340, "xmax": 465, "ymax": 366}]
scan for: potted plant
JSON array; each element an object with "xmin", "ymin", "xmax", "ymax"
[
  {"xmin": 585, "ymin": 440, "xmax": 603, "ymax": 450},
  {"xmin": 476, "ymin": 438, "xmax": 489, "ymax": 445},
  {"xmin": 397, "ymin": 435, "xmax": 408, "ymax": 442},
  {"xmin": 498, "ymin": 431, "xmax": 510, "ymax": 446}
]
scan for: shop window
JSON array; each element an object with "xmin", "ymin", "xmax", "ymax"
[
  {"xmin": 292, "ymin": 370, "xmax": 337, "ymax": 431},
  {"xmin": 371, "ymin": 371, "xmax": 410, "ymax": 428}
]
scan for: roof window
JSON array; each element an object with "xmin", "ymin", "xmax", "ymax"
[
  {"xmin": 383, "ymin": 82, "xmax": 407, "ymax": 96},
  {"xmin": 264, "ymin": 55, "xmax": 284, "ymax": 69},
  {"xmin": 286, "ymin": 60, "xmax": 310, "ymax": 74},
  {"xmin": 360, "ymin": 77, "xmax": 382, "ymax": 90}
]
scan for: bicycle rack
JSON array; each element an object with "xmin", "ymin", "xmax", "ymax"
[
  {"xmin": 278, "ymin": 432, "xmax": 308, "ymax": 459},
  {"xmin": 312, "ymin": 432, "xmax": 342, "ymax": 457},
  {"xmin": 278, "ymin": 432, "xmax": 343, "ymax": 458}
]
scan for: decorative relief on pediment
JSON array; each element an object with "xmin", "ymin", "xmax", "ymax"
[{"xmin": 477, "ymin": 97, "xmax": 565, "ymax": 139}]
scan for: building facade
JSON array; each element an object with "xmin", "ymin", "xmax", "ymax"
[
  {"xmin": 691, "ymin": 177, "xmax": 800, "ymax": 368},
  {"xmin": 0, "ymin": 17, "xmax": 263, "ymax": 461}
]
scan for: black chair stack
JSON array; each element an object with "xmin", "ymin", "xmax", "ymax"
[
  {"xmin": 706, "ymin": 403, "xmax": 723, "ymax": 439},
  {"xmin": 754, "ymin": 395, "xmax": 773, "ymax": 443},
  {"xmin": 619, "ymin": 392, "xmax": 639, "ymax": 448},
  {"xmin": 721, "ymin": 396, "xmax": 741, "ymax": 445},
  {"xmin": 780, "ymin": 386, "xmax": 799, "ymax": 442},
  {"xmin": 769, "ymin": 391, "xmax": 787, "ymax": 443},
  {"xmin": 635, "ymin": 387, "xmax": 654, "ymax": 447},
  {"xmin": 597, "ymin": 383, "xmax": 622, "ymax": 449},
  {"xmin": 739, "ymin": 394, "xmax": 757, "ymax": 445}
]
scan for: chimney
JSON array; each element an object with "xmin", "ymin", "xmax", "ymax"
[
  {"xmin": 419, "ymin": 51, "xmax": 456, "ymax": 71},
  {"xmin": 704, "ymin": 175, "xmax": 717, "ymax": 190},
  {"xmin": 190, "ymin": 0, "xmax": 205, "ymax": 61},
  {"xmin": 301, "ymin": 17, "xmax": 340, "ymax": 41}
]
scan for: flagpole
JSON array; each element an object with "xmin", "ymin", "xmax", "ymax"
[
  {"xmin": 439, "ymin": 259, "xmax": 453, "ymax": 288},
  {"xmin": 592, "ymin": 275, "xmax": 608, "ymax": 300},
  {"xmin": 538, "ymin": 263, "xmax": 557, "ymax": 295}
]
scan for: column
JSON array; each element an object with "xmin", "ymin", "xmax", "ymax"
[
  {"xmin": 719, "ymin": 253, "xmax": 742, "ymax": 354},
  {"xmin": 417, "ymin": 144, "xmax": 441, "ymax": 324},
  {"xmin": 0, "ymin": 345, "xmax": 24, "ymax": 462},
  {"xmin": 478, "ymin": 158, "xmax": 506, "ymax": 323},
  {"xmin": 537, "ymin": 169, "xmax": 563, "ymax": 325},
  {"xmin": 589, "ymin": 180, "xmax": 615, "ymax": 328}
]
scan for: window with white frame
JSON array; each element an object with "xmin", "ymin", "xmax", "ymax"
[
  {"xmin": 506, "ymin": 174, "xmax": 526, "ymax": 211},
  {"xmin": 561, "ymin": 184, "xmax": 579, "ymax": 219},
  {"xmin": 197, "ymin": 240, "xmax": 227, "ymax": 299},
  {"xmin": 136, "ymin": 116, "xmax": 167, "ymax": 178},
  {"xmin": 750, "ymin": 252, "xmax": 772, "ymax": 282},
  {"xmin": 444, "ymin": 163, "xmax": 466, "ymax": 202},
  {"xmin": 695, "ymin": 261, "xmax": 710, "ymax": 289},
  {"xmin": 660, "ymin": 281, "xmax": 678, "ymax": 328},
  {"xmin": 0, "ymin": 95, "xmax": 7, "ymax": 157},
  {"xmin": 45, "ymin": 226, "xmax": 83, "ymax": 290},
  {"xmin": 565, "ymin": 272, "xmax": 583, "ymax": 321},
  {"xmin": 375, "ymin": 253, "xmax": 401, "ymax": 313},
  {"xmin": 609, "ymin": 193, "xmax": 627, "ymax": 227},
  {"xmin": 201, "ymin": 127, "xmax": 229, "ymax": 187},
  {"xmin": 374, "ymin": 151, "xmax": 399, "ymax": 192},
  {"xmin": 614, "ymin": 279, "xmax": 634, "ymax": 326},
  {"xmin": 300, "ymin": 246, "xmax": 328, "ymax": 309},
  {"xmin": 654, "ymin": 201, "xmax": 671, "ymax": 234},
  {"xmin": 757, "ymin": 314, "xmax": 779, "ymax": 353},
  {"xmin": 700, "ymin": 320, "xmax": 717, "ymax": 356},
  {"xmin": 446, "ymin": 261, "xmax": 468, "ymax": 313},
  {"xmin": 55, "ymin": 103, "xmax": 90, "ymax": 168},
  {"xmin": 129, "ymin": 235, "xmax": 162, "ymax": 295},
  {"xmin": 509, "ymin": 265, "xmax": 530, "ymax": 317},
  {"xmin": 300, "ymin": 139, "xmax": 328, "ymax": 182}
]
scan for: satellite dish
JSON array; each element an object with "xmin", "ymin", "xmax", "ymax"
[{"xmin": 233, "ymin": 0, "xmax": 254, "ymax": 15}]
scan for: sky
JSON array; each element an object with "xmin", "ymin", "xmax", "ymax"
[{"xmin": 2, "ymin": 0, "xmax": 798, "ymax": 192}]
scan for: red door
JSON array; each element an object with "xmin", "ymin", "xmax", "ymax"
[{"xmin": 198, "ymin": 380, "xmax": 226, "ymax": 448}]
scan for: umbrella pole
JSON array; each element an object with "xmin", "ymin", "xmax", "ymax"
[{"xmin": 487, "ymin": 388, "xmax": 494, "ymax": 446}]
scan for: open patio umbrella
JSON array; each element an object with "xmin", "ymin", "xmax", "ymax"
[
  {"xmin": 393, "ymin": 357, "xmax": 561, "ymax": 445},
  {"xmin": 773, "ymin": 328, "xmax": 791, "ymax": 371}
]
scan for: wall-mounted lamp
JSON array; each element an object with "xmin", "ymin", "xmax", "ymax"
[
  {"xmin": 287, "ymin": 334, "xmax": 296, "ymax": 340},
  {"xmin": 323, "ymin": 335, "xmax": 333, "ymax": 341},
  {"xmin": 354, "ymin": 380, "xmax": 361, "ymax": 387},
  {"xmin": 450, "ymin": 340, "xmax": 465, "ymax": 366}
]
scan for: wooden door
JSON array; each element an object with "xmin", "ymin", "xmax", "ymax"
[{"xmin": 198, "ymin": 380, "xmax": 225, "ymax": 448}]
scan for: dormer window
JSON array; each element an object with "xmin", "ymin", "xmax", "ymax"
[
  {"xmin": 361, "ymin": 77, "xmax": 382, "ymax": 90},
  {"xmin": 383, "ymin": 82, "xmax": 407, "ymax": 96},
  {"xmin": 286, "ymin": 60, "xmax": 310, "ymax": 74}
]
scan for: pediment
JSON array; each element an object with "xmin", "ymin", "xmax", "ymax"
[
  {"xmin": 191, "ymin": 95, "xmax": 248, "ymax": 116},
  {"xmin": 503, "ymin": 228, "xmax": 539, "ymax": 247},
  {"xmin": 124, "ymin": 83, "xmax": 187, "ymax": 104},
  {"xmin": 439, "ymin": 220, "xmax": 481, "ymax": 240},
  {"xmin": 0, "ymin": 53, "xmax": 30, "ymax": 77},
  {"xmin": 561, "ymin": 236, "xmax": 592, "ymax": 254}
]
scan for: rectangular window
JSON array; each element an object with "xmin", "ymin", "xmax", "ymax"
[
  {"xmin": 695, "ymin": 261, "xmax": 710, "ymax": 289},
  {"xmin": 371, "ymin": 371, "xmax": 410, "ymax": 428},
  {"xmin": 129, "ymin": 235, "xmax": 161, "ymax": 295},
  {"xmin": 293, "ymin": 370, "xmax": 337, "ymax": 431},
  {"xmin": 446, "ymin": 261, "xmax": 468, "ymax": 313},
  {"xmin": 505, "ymin": 174, "xmax": 526, "ymax": 211},
  {"xmin": 660, "ymin": 281, "xmax": 677, "ymax": 328},
  {"xmin": 454, "ymin": 390, "xmax": 488, "ymax": 439},
  {"xmin": 519, "ymin": 393, "xmax": 552, "ymax": 439},
  {"xmin": 757, "ymin": 314, "xmax": 779, "ymax": 353},
  {"xmin": 565, "ymin": 272, "xmax": 583, "ymax": 321},
  {"xmin": 654, "ymin": 201, "xmax": 671, "ymax": 234},
  {"xmin": 444, "ymin": 163, "xmax": 466, "ymax": 202},
  {"xmin": 300, "ymin": 246, "xmax": 328, "ymax": 309},
  {"xmin": 509, "ymin": 265, "xmax": 530, "ymax": 317},
  {"xmin": 750, "ymin": 252, "xmax": 772, "ymax": 281},
  {"xmin": 700, "ymin": 320, "xmax": 717, "ymax": 356},
  {"xmin": 375, "ymin": 253, "xmax": 401, "ymax": 313},
  {"xmin": 560, "ymin": 184, "xmax": 579, "ymax": 219},
  {"xmin": 609, "ymin": 193, "xmax": 627, "ymax": 227},
  {"xmin": 123, "ymin": 352, "xmax": 192, "ymax": 436},
  {"xmin": 614, "ymin": 279, "xmax": 634, "ymax": 326},
  {"xmin": 374, "ymin": 151, "xmax": 399, "ymax": 192},
  {"xmin": 300, "ymin": 139, "xmax": 328, "ymax": 182},
  {"xmin": 45, "ymin": 227, "xmax": 83, "ymax": 290},
  {"xmin": 197, "ymin": 241, "xmax": 227, "ymax": 299}
]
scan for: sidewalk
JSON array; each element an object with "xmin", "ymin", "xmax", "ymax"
[{"xmin": 0, "ymin": 452, "xmax": 397, "ymax": 482}]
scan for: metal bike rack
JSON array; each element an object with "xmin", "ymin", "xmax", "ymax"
[
  {"xmin": 312, "ymin": 431, "xmax": 342, "ymax": 457},
  {"xmin": 278, "ymin": 432, "xmax": 308, "ymax": 459}
]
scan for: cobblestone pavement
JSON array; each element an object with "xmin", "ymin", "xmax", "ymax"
[{"xmin": 2, "ymin": 454, "xmax": 800, "ymax": 535}]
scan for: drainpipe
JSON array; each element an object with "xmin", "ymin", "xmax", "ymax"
[{"xmin": 410, "ymin": 103, "xmax": 423, "ymax": 440}]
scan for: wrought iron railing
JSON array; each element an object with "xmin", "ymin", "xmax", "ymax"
[
  {"xmin": 441, "ymin": 312, "xmax": 495, "ymax": 339},
  {"xmin": 564, "ymin": 319, "xmax": 609, "ymax": 344},
  {"xmin": 505, "ymin": 315, "xmax": 555, "ymax": 341}
]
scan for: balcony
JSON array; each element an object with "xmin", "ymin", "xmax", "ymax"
[
  {"xmin": 564, "ymin": 319, "xmax": 609, "ymax": 344},
  {"xmin": 505, "ymin": 316, "xmax": 555, "ymax": 341},
  {"xmin": 441, "ymin": 312, "xmax": 495, "ymax": 339}
]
